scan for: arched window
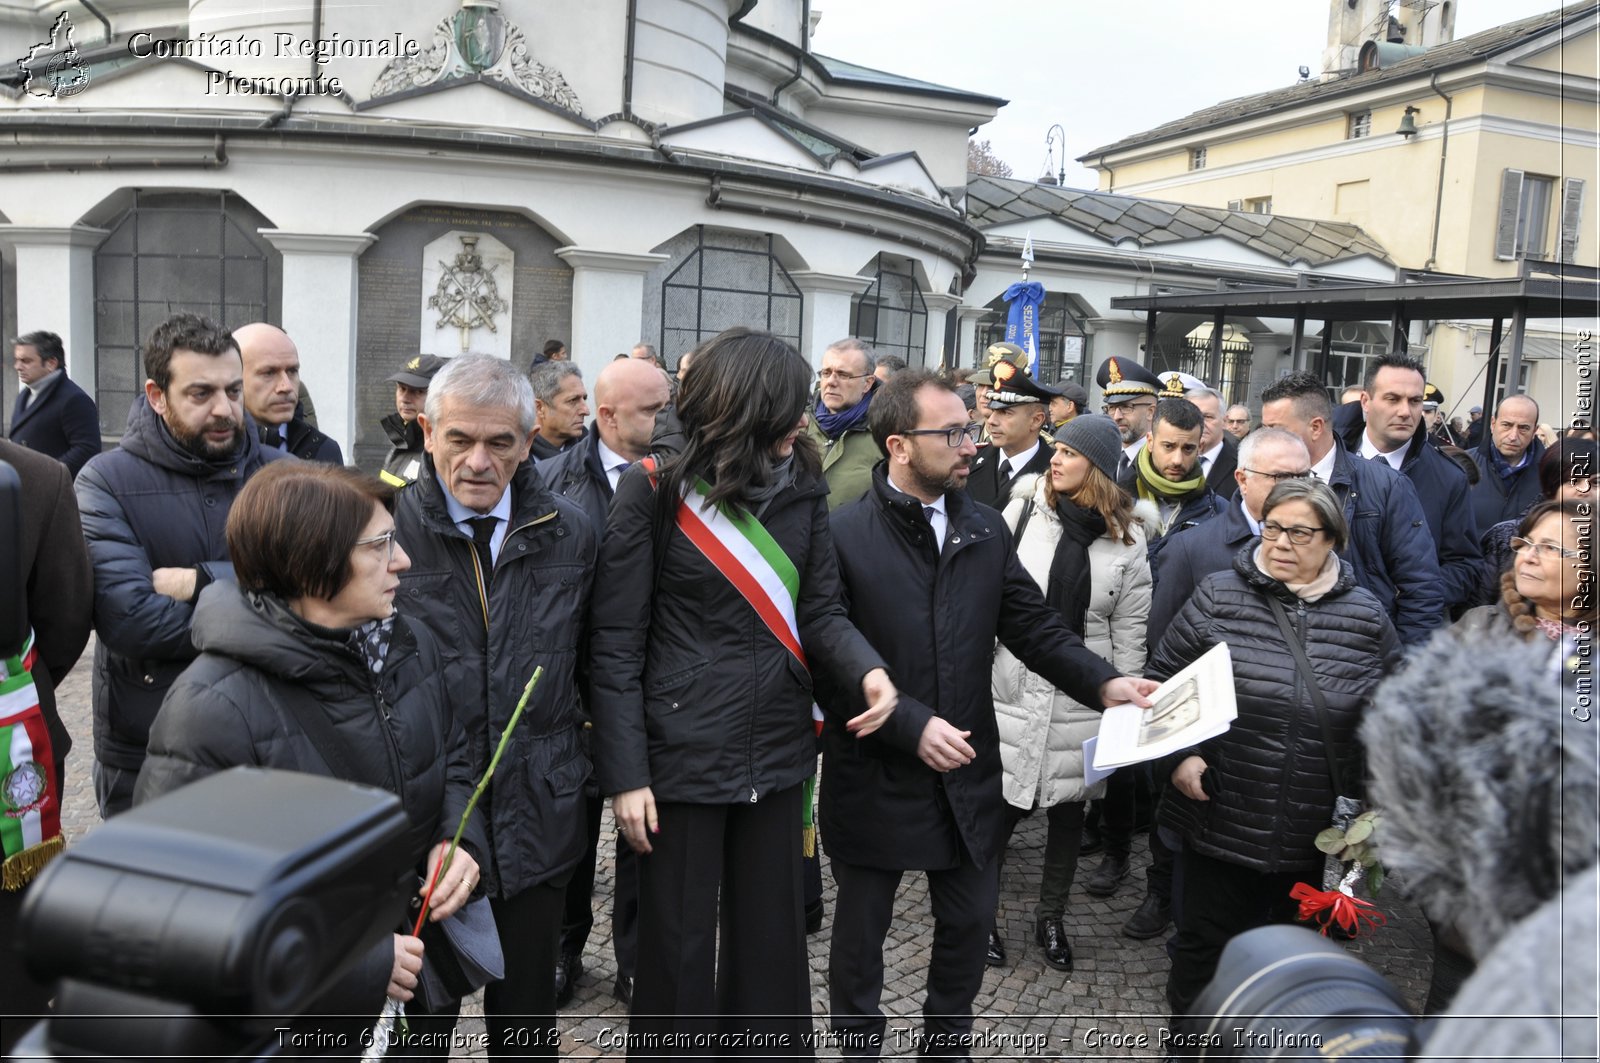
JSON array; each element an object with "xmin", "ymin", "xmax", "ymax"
[
  {"xmin": 852, "ymin": 254, "xmax": 927, "ymax": 367},
  {"xmin": 659, "ymin": 227, "xmax": 800, "ymax": 361},
  {"xmin": 93, "ymin": 190, "xmax": 278, "ymax": 433}
]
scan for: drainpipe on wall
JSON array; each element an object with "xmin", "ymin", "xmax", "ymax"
[{"xmin": 1424, "ymin": 72, "xmax": 1453, "ymax": 272}]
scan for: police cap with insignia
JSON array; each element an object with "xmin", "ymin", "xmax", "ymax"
[
  {"xmin": 970, "ymin": 341, "xmax": 1030, "ymax": 386},
  {"xmin": 1158, "ymin": 371, "xmax": 1207, "ymax": 398},
  {"xmin": 1423, "ymin": 382, "xmax": 1445, "ymax": 410},
  {"xmin": 986, "ymin": 356, "xmax": 1063, "ymax": 410},
  {"xmin": 386, "ymin": 354, "xmax": 449, "ymax": 388},
  {"xmin": 1094, "ymin": 356, "xmax": 1162, "ymax": 405}
]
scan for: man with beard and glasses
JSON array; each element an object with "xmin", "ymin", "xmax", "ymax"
[
  {"xmin": 1095, "ymin": 356, "xmax": 1162, "ymax": 481},
  {"xmin": 822, "ymin": 370, "xmax": 1158, "ymax": 1059},
  {"xmin": 75, "ymin": 312, "xmax": 285, "ymax": 816}
]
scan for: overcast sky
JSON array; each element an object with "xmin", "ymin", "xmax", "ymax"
[{"xmin": 810, "ymin": 0, "xmax": 1570, "ymax": 188}]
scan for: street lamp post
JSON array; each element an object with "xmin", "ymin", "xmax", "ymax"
[{"xmin": 1041, "ymin": 124, "xmax": 1067, "ymax": 186}]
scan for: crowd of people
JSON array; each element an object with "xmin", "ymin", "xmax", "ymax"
[{"xmin": 1, "ymin": 315, "xmax": 1592, "ymax": 1060}]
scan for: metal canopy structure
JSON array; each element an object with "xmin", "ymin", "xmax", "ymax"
[{"xmin": 1110, "ymin": 260, "xmax": 1599, "ymax": 413}]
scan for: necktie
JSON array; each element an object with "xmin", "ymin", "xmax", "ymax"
[
  {"xmin": 923, "ymin": 505, "xmax": 942, "ymax": 554},
  {"xmin": 467, "ymin": 516, "xmax": 498, "ymax": 577},
  {"xmin": 998, "ymin": 459, "xmax": 1013, "ymax": 482},
  {"xmin": 19, "ymin": 389, "xmax": 32, "ymax": 412},
  {"xmin": 1371, "ymin": 453, "xmax": 1389, "ymax": 466},
  {"xmin": 1117, "ymin": 453, "xmax": 1131, "ymax": 481}
]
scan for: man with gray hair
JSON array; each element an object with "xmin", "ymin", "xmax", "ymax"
[
  {"xmin": 393, "ymin": 353, "xmax": 597, "ymax": 1058},
  {"xmin": 1185, "ymin": 386, "xmax": 1237, "ymax": 497},
  {"xmin": 808, "ymin": 337, "xmax": 881, "ymax": 511},
  {"xmin": 528, "ymin": 360, "xmax": 588, "ymax": 461},
  {"xmin": 1224, "ymin": 404, "xmax": 1252, "ymax": 440}
]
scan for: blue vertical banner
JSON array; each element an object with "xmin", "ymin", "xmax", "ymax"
[{"xmin": 1003, "ymin": 281, "xmax": 1046, "ymax": 376}]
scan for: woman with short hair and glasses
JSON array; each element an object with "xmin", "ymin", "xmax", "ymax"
[
  {"xmin": 135, "ymin": 462, "xmax": 485, "ymax": 1056},
  {"xmin": 1145, "ymin": 478, "xmax": 1402, "ymax": 1021},
  {"xmin": 1460, "ymin": 497, "xmax": 1595, "ymax": 640}
]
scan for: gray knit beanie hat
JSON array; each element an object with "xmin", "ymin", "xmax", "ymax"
[{"xmin": 1051, "ymin": 413, "xmax": 1122, "ymax": 482}]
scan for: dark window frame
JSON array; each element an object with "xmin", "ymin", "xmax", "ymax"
[
  {"xmin": 851, "ymin": 253, "xmax": 928, "ymax": 367},
  {"xmin": 659, "ymin": 226, "xmax": 801, "ymax": 363}
]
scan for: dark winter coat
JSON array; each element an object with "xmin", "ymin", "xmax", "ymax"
[
  {"xmin": 258, "ymin": 415, "xmax": 343, "ymax": 465},
  {"xmin": 0, "ymin": 438, "xmax": 92, "ymax": 774},
  {"xmin": 1469, "ymin": 437, "xmax": 1547, "ymax": 533},
  {"xmin": 75, "ymin": 397, "xmax": 285, "ymax": 771},
  {"xmin": 1149, "ymin": 547, "xmax": 1402, "ymax": 873},
  {"xmin": 1321, "ymin": 441, "xmax": 1445, "ymax": 646},
  {"xmin": 588, "ymin": 459, "xmax": 884, "ymax": 805},
  {"xmin": 393, "ymin": 457, "xmax": 595, "ymax": 899},
  {"xmin": 1204, "ymin": 434, "xmax": 1238, "ymax": 498},
  {"xmin": 820, "ymin": 463, "xmax": 1121, "ymax": 872},
  {"xmin": 7, "ymin": 371, "xmax": 101, "ymax": 477},
  {"xmin": 134, "ymin": 584, "xmax": 484, "ymax": 1014},
  {"xmin": 1334, "ymin": 404, "xmax": 1482, "ymax": 614},
  {"xmin": 966, "ymin": 438, "xmax": 1052, "ymax": 509},
  {"xmin": 379, "ymin": 413, "xmax": 426, "ymax": 486},
  {"xmin": 1147, "ymin": 496, "xmax": 1255, "ymax": 650},
  {"xmin": 535, "ymin": 424, "xmax": 615, "ymax": 538}
]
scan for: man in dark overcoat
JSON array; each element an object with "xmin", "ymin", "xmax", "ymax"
[{"xmin": 821, "ymin": 370, "xmax": 1157, "ymax": 1059}]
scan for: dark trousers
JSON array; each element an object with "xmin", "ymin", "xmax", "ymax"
[
  {"xmin": 1165, "ymin": 847, "xmax": 1302, "ymax": 1017},
  {"xmin": 485, "ymin": 881, "xmax": 565, "ymax": 1060},
  {"xmin": 1092, "ymin": 768, "xmax": 1138, "ymax": 858},
  {"xmin": 559, "ymin": 794, "xmax": 603, "ymax": 958},
  {"xmin": 93, "ymin": 760, "xmax": 137, "ymax": 818},
  {"xmin": 630, "ymin": 785, "xmax": 813, "ymax": 1058},
  {"xmin": 1000, "ymin": 801, "xmax": 1085, "ymax": 921},
  {"xmin": 612, "ymin": 836, "xmax": 639, "ymax": 981},
  {"xmin": 829, "ymin": 854, "xmax": 1001, "ymax": 1060}
]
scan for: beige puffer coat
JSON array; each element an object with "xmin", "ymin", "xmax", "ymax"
[{"xmin": 993, "ymin": 474, "xmax": 1151, "ymax": 810}]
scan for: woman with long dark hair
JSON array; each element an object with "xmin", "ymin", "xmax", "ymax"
[{"xmin": 589, "ymin": 327, "xmax": 896, "ymax": 1055}]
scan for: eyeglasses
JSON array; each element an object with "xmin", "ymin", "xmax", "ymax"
[
  {"xmin": 1243, "ymin": 468, "xmax": 1312, "ymax": 482},
  {"xmin": 1260, "ymin": 520, "xmax": 1325, "ymax": 545},
  {"xmin": 1103, "ymin": 401, "xmax": 1156, "ymax": 415},
  {"xmin": 1510, "ymin": 537, "xmax": 1580, "ymax": 561},
  {"xmin": 902, "ymin": 423, "xmax": 984, "ymax": 448},
  {"xmin": 817, "ymin": 369, "xmax": 873, "ymax": 383},
  {"xmin": 355, "ymin": 528, "xmax": 399, "ymax": 562}
]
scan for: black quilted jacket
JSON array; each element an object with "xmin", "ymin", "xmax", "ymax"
[{"xmin": 1148, "ymin": 545, "xmax": 1402, "ymax": 873}]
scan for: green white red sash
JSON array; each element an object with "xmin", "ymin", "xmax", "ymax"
[
  {"xmin": 642, "ymin": 460, "xmax": 825, "ymax": 733},
  {"xmin": 0, "ymin": 630, "xmax": 64, "ymax": 890}
]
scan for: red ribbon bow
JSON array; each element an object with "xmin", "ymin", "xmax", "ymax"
[{"xmin": 1290, "ymin": 881, "xmax": 1387, "ymax": 937}]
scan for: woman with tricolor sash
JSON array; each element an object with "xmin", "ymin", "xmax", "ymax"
[{"xmin": 589, "ymin": 327, "xmax": 897, "ymax": 1056}]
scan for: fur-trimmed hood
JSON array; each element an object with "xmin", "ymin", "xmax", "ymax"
[{"xmin": 1362, "ymin": 631, "xmax": 1597, "ymax": 960}]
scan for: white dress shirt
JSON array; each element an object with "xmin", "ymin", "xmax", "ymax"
[{"xmin": 438, "ymin": 474, "xmax": 513, "ymax": 564}]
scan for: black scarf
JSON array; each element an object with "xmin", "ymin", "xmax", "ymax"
[{"xmin": 1045, "ymin": 499, "xmax": 1106, "ymax": 637}]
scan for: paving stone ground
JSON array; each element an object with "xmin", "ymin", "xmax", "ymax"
[{"xmin": 50, "ymin": 636, "xmax": 1434, "ymax": 1059}]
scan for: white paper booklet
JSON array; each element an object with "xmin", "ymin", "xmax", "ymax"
[{"xmin": 1091, "ymin": 642, "xmax": 1237, "ymax": 771}]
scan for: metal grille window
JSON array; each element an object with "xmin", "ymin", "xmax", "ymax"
[
  {"xmin": 1190, "ymin": 146, "xmax": 1207, "ymax": 171},
  {"xmin": 975, "ymin": 292, "xmax": 1086, "ymax": 385},
  {"xmin": 94, "ymin": 190, "xmax": 278, "ymax": 434},
  {"xmin": 1348, "ymin": 110, "xmax": 1372, "ymax": 139},
  {"xmin": 852, "ymin": 254, "xmax": 927, "ymax": 367},
  {"xmin": 1317, "ymin": 322, "xmax": 1390, "ymax": 400},
  {"xmin": 659, "ymin": 227, "xmax": 801, "ymax": 360}
]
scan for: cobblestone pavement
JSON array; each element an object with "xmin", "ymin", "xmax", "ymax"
[{"xmin": 52, "ymin": 637, "xmax": 1435, "ymax": 1059}]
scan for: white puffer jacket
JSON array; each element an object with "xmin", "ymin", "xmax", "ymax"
[{"xmin": 993, "ymin": 474, "xmax": 1152, "ymax": 810}]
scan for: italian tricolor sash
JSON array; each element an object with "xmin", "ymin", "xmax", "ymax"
[{"xmin": 0, "ymin": 631, "xmax": 64, "ymax": 890}]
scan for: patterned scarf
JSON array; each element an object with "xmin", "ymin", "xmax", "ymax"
[
  {"xmin": 1132, "ymin": 444, "xmax": 1207, "ymax": 503},
  {"xmin": 811, "ymin": 389, "xmax": 874, "ymax": 440},
  {"xmin": 351, "ymin": 615, "xmax": 396, "ymax": 677}
]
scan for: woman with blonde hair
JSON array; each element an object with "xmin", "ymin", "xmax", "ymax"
[{"xmin": 990, "ymin": 413, "xmax": 1151, "ymax": 971}]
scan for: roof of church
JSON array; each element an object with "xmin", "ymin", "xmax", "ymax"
[
  {"xmin": 810, "ymin": 54, "xmax": 1008, "ymax": 105},
  {"xmin": 1079, "ymin": 2, "xmax": 1597, "ymax": 160},
  {"xmin": 965, "ymin": 174, "xmax": 1392, "ymax": 266}
]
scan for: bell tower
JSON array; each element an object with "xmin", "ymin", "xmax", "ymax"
[{"xmin": 1322, "ymin": 0, "xmax": 1457, "ymax": 78}]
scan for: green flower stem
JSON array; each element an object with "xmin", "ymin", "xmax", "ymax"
[{"xmin": 412, "ymin": 666, "xmax": 543, "ymax": 935}]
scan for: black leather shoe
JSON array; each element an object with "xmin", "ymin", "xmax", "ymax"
[
  {"xmin": 1035, "ymin": 917, "xmax": 1073, "ymax": 972},
  {"xmin": 1079, "ymin": 824, "xmax": 1104, "ymax": 857},
  {"xmin": 554, "ymin": 950, "xmax": 582, "ymax": 1009},
  {"xmin": 613, "ymin": 974, "xmax": 633, "ymax": 1010},
  {"xmin": 805, "ymin": 899, "xmax": 825, "ymax": 935},
  {"xmin": 1122, "ymin": 893, "xmax": 1172, "ymax": 940},
  {"xmin": 1083, "ymin": 853, "xmax": 1131, "ymax": 897},
  {"xmin": 985, "ymin": 929, "xmax": 1007, "ymax": 967}
]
